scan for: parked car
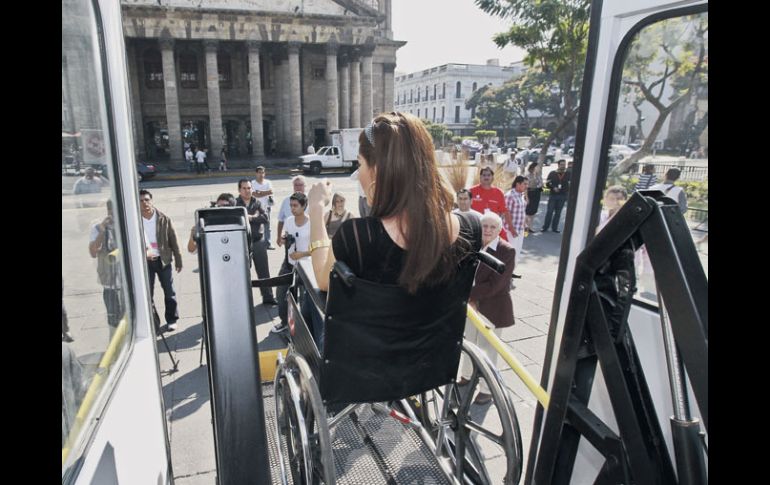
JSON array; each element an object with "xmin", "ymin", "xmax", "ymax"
[
  {"xmin": 137, "ymin": 162, "xmax": 157, "ymax": 181},
  {"xmin": 528, "ymin": 145, "xmax": 557, "ymax": 164},
  {"xmin": 93, "ymin": 162, "xmax": 157, "ymax": 181}
]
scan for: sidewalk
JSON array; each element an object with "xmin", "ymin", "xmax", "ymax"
[{"xmin": 152, "ymin": 156, "xmax": 300, "ymax": 182}]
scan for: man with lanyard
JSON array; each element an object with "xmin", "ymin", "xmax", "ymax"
[
  {"xmin": 542, "ymin": 159, "xmax": 570, "ymax": 233},
  {"xmin": 251, "ymin": 166, "xmax": 275, "ymax": 249},
  {"xmin": 140, "ymin": 189, "xmax": 182, "ymax": 331},
  {"xmin": 504, "ymin": 176, "xmax": 529, "ymax": 278},
  {"xmin": 470, "ymin": 166, "xmax": 510, "ymax": 241},
  {"xmin": 236, "ymin": 179, "xmax": 275, "ymax": 305}
]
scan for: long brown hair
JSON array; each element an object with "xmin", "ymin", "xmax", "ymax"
[{"xmin": 359, "ymin": 112, "xmax": 458, "ymax": 293}]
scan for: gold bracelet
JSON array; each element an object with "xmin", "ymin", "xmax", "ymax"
[{"xmin": 309, "ymin": 239, "xmax": 331, "ymax": 253}]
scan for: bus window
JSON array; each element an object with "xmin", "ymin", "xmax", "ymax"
[
  {"xmin": 62, "ymin": 0, "xmax": 134, "ymax": 475},
  {"xmin": 597, "ymin": 11, "xmax": 708, "ymax": 305}
]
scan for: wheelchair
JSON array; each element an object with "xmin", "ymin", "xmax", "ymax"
[{"xmin": 270, "ymin": 248, "xmax": 523, "ymax": 485}]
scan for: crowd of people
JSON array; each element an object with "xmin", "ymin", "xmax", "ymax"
[{"xmin": 69, "ymin": 112, "xmax": 699, "ymax": 411}]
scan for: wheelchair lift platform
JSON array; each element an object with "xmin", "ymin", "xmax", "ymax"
[{"xmin": 262, "ymin": 381, "xmax": 451, "ymax": 484}]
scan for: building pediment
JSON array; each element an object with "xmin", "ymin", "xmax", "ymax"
[{"xmin": 121, "ymin": 0, "xmax": 383, "ymax": 20}]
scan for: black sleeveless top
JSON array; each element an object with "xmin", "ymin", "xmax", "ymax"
[{"xmin": 331, "ymin": 212, "xmax": 481, "ymax": 287}]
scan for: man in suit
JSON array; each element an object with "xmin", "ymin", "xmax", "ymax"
[{"xmin": 459, "ymin": 211, "xmax": 516, "ymax": 404}]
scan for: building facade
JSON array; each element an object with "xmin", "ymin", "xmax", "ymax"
[
  {"xmin": 393, "ymin": 59, "xmax": 525, "ymax": 136},
  {"xmin": 116, "ymin": 0, "xmax": 403, "ymax": 163}
]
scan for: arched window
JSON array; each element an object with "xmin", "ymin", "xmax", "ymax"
[
  {"xmin": 218, "ymin": 52, "xmax": 232, "ymax": 88},
  {"xmin": 179, "ymin": 51, "xmax": 198, "ymax": 89},
  {"xmin": 425, "ymin": 86, "xmax": 429, "ymax": 99},
  {"xmin": 442, "ymin": 82, "xmax": 446, "ymax": 99},
  {"xmin": 472, "ymin": 81, "xmax": 477, "ymax": 92},
  {"xmin": 410, "ymin": 89, "xmax": 413, "ymax": 103},
  {"xmin": 417, "ymin": 88, "xmax": 420, "ymax": 102},
  {"xmin": 144, "ymin": 49, "xmax": 163, "ymax": 89},
  {"xmin": 455, "ymin": 81, "xmax": 462, "ymax": 98},
  {"xmin": 433, "ymin": 84, "xmax": 437, "ymax": 99}
]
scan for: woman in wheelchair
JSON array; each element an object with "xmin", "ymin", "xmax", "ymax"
[
  {"xmin": 275, "ymin": 112, "xmax": 522, "ymax": 485},
  {"xmin": 307, "ymin": 111, "xmax": 476, "ymax": 294}
]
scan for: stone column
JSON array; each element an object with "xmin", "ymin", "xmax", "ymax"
[
  {"xmin": 361, "ymin": 46, "xmax": 374, "ymax": 123},
  {"xmin": 126, "ymin": 42, "xmax": 146, "ymax": 160},
  {"xmin": 339, "ymin": 57, "xmax": 350, "ymax": 129},
  {"xmin": 287, "ymin": 42, "xmax": 302, "ymax": 155},
  {"xmin": 383, "ymin": 62, "xmax": 396, "ymax": 113},
  {"xmin": 204, "ymin": 40, "xmax": 224, "ymax": 158},
  {"xmin": 280, "ymin": 59, "xmax": 291, "ymax": 152},
  {"xmin": 247, "ymin": 41, "xmax": 265, "ymax": 158},
  {"xmin": 272, "ymin": 57, "xmax": 284, "ymax": 152},
  {"xmin": 349, "ymin": 50, "xmax": 361, "ymax": 128},
  {"xmin": 160, "ymin": 38, "xmax": 183, "ymax": 162},
  {"xmin": 325, "ymin": 42, "xmax": 339, "ymax": 142}
]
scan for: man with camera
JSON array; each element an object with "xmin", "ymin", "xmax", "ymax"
[
  {"xmin": 250, "ymin": 166, "xmax": 275, "ymax": 249},
  {"xmin": 88, "ymin": 200, "xmax": 125, "ymax": 338},
  {"xmin": 236, "ymin": 179, "xmax": 276, "ymax": 305}
]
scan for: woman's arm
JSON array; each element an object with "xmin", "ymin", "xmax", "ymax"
[{"xmin": 308, "ymin": 182, "xmax": 335, "ymax": 291}]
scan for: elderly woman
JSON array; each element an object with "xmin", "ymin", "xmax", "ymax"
[
  {"xmin": 324, "ymin": 192, "xmax": 353, "ymax": 238},
  {"xmin": 459, "ymin": 211, "xmax": 516, "ymax": 404}
]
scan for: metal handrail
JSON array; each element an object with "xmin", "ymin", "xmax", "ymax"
[{"xmin": 466, "ymin": 307, "xmax": 550, "ymax": 408}]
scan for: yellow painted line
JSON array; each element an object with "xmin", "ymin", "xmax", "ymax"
[
  {"xmin": 467, "ymin": 307, "xmax": 550, "ymax": 408},
  {"xmin": 259, "ymin": 349, "xmax": 286, "ymax": 383},
  {"xmin": 63, "ymin": 316, "xmax": 130, "ymax": 465}
]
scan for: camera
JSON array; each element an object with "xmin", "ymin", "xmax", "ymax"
[{"xmin": 284, "ymin": 233, "xmax": 296, "ymax": 248}]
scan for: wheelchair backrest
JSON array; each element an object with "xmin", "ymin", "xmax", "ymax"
[{"xmin": 319, "ymin": 257, "xmax": 479, "ymax": 405}]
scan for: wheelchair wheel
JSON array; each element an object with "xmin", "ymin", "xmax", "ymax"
[
  {"xmin": 275, "ymin": 353, "xmax": 335, "ymax": 485},
  {"xmin": 418, "ymin": 341, "xmax": 523, "ymax": 484}
]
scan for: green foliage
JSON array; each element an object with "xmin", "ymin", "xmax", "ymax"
[
  {"xmin": 451, "ymin": 136, "xmax": 463, "ymax": 143},
  {"xmin": 611, "ymin": 13, "xmax": 708, "ymax": 176},
  {"xmin": 475, "ymin": 0, "xmax": 590, "ymax": 142},
  {"xmin": 474, "ymin": 130, "xmax": 498, "ymax": 142},
  {"xmin": 421, "ymin": 120, "xmax": 454, "ymax": 145},
  {"xmin": 530, "ymin": 128, "xmax": 551, "ymax": 145}
]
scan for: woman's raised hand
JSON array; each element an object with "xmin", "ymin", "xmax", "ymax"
[{"xmin": 308, "ymin": 180, "xmax": 332, "ymax": 208}]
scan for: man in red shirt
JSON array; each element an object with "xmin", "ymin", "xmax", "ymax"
[{"xmin": 469, "ymin": 166, "xmax": 510, "ymax": 241}]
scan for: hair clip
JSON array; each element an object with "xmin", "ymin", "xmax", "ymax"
[{"xmin": 364, "ymin": 122, "xmax": 376, "ymax": 148}]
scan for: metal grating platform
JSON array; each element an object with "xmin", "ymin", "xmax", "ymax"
[{"xmin": 262, "ymin": 383, "xmax": 450, "ymax": 484}]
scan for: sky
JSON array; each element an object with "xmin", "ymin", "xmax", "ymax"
[{"xmin": 391, "ymin": 0, "xmax": 527, "ymax": 75}]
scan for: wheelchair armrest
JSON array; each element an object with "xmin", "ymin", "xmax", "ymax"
[
  {"xmin": 332, "ymin": 261, "xmax": 356, "ymax": 288},
  {"xmin": 251, "ymin": 273, "xmax": 294, "ymax": 288},
  {"xmin": 477, "ymin": 250, "xmax": 505, "ymax": 275}
]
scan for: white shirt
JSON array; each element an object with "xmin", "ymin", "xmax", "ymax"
[
  {"xmin": 649, "ymin": 182, "xmax": 687, "ymax": 213},
  {"xmin": 185, "ymin": 149, "xmax": 193, "ymax": 161},
  {"xmin": 195, "ymin": 150, "xmax": 206, "ymax": 163},
  {"xmin": 251, "ymin": 178, "xmax": 273, "ymax": 209},
  {"xmin": 283, "ymin": 215, "xmax": 310, "ymax": 266},
  {"xmin": 482, "ymin": 236, "xmax": 500, "ymax": 252},
  {"xmin": 142, "ymin": 212, "xmax": 160, "ymax": 258}
]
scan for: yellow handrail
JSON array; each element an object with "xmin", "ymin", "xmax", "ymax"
[
  {"xmin": 62, "ymin": 316, "xmax": 129, "ymax": 465},
  {"xmin": 466, "ymin": 306, "xmax": 550, "ymax": 408}
]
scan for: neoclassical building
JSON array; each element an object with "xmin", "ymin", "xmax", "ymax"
[
  {"xmin": 121, "ymin": 0, "xmax": 403, "ymax": 163},
  {"xmin": 394, "ymin": 59, "xmax": 525, "ymax": 137}
]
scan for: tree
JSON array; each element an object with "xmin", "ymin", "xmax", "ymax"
[
  {"xmin": 475, "ymin": 0, "xmax": 590, "ymax": 162},
  {"xmin": 609, "ymin": 13, "xmax": 708, "ymax": 178},
  {"xmin": 421, "ymin": 120, "xmax": 454, "ymax": 148},
  {"xmin": 474, "ymin": 130, "xmax": 498, "ymax": 144}
]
